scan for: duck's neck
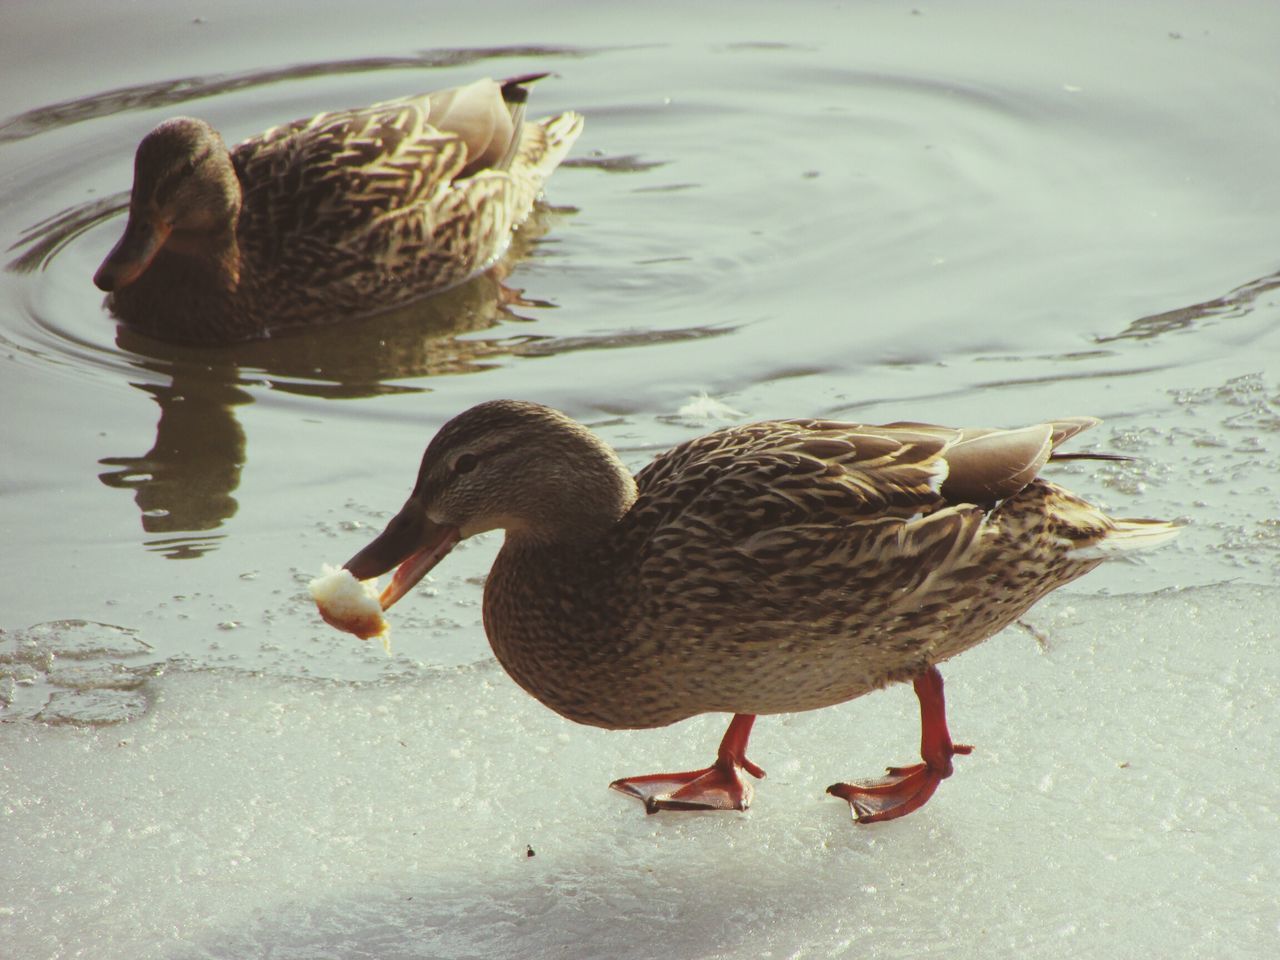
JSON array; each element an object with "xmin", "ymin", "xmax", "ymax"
[
  {"xmin": 479, "ymin": 443, "xmax": 640, "ymax": 720},
  {"xmin": 164, "ymin": 226, "xmax": 242, "ymax": 289},
  {"xmin": 494, "ymin": 432, "xmax": 639, "ymax": 548},
  {"xmin": 110, "ymin": 232, "xmax": 259, "ymax": 344},
  {"xmin": 483, "ymin": 526, "xmax": 633, "ymax": 727}
]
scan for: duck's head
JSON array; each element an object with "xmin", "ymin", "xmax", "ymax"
[
  {"xmin": 94, "ymin": 117, "xmax": 240, "ymax": 292},
  {"xmin": 344, "ymin": 400, "xmax": 638, "ymax": 610}
]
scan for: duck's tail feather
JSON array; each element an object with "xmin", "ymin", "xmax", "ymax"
[
  {"xmin": 1049, "ymin": 451, "xmax": 1135, "ymax": 463},
  {"xmin": 1068, "ymin": 518, "xmax": 1182, "ymax": 560},
  {"xmin": 500, "ymin": 72, "xmax": 552, "ymax": 103},
  {"xmin": 526, "ymin": 110, "xmax": 585, "ymax": 179},
  {"xmin": 477, "ymin": 73, "xmax": 576, "ymax": 175}
]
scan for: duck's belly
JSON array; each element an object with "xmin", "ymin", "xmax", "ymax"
[
  {"xmin": 490, "ymin": 627, "xmax": 931, "ymax": 729},
  {"xmin": 487, "ymin": 600, "xmax": 1003, "ymax": 729},
  {"xmin": 486, "ymin": 552, "xmax": 1101, "ymax": 730}
]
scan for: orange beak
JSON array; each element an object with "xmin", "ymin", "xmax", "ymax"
[{"xmin": 343, "ymin": 500, "xmax": 461, "ymax": 610}]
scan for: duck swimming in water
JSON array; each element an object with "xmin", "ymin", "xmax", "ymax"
[
  {"xmin": 337, "ymin": 400, "xmax": 1177, "ymax": 822},
  {"xmin": 94, "ymin": 75, "xmax": 582, "ymax": 344}
]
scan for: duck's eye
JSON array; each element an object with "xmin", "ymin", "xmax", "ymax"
[{"xmin": 452, "ymin": 453, "xmax": 479, "ymax": 474}]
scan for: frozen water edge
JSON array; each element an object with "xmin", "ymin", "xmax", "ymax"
[{"xmin": 3, "ymin": 584, "xmax": 1276, "ymax": 960}]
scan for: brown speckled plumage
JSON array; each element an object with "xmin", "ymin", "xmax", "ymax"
[
  {"xmin": 94, "ymin": 77, "xmax": 582, "ymax": 344},
  {"xmin": 341, "ymin": 400, "xmax": 1178, "ymax": 821}
]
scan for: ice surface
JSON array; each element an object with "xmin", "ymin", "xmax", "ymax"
[
  {"xmin": 3, "ymin": 585, "xmax": 1275, "ymax": 959},
  {"xmin": 1, "ymin": 621, "xmax": 159, "ymax": 726}
]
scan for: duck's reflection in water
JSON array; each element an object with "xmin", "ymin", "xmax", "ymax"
[{"xmin": 98, "ymin": 373, "xmax": 248, "ymax": 558}]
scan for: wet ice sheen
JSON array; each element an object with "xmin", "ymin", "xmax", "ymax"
[
  {"xmin": 0, "ymin": 621, "xmax": 157, "ymax": 725},
  {"xmin": 2, "ymin": 585, "xmax": 1275, "ymax": 959}
]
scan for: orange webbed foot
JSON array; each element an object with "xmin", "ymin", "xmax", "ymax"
[
  {"xmin": 828, "ymin": 666, "xmax": 972, "ymax": 824},
  {"xmin": 610, "ymin": 713, "xmax": 765, "ymax": 814},
  {"xmin": 827, "ymin": 743, "xmax": 973, "ymax": 823},
  {"xmin": 611, "ymin": 756, "xmax": 766, "ymax": 813}
]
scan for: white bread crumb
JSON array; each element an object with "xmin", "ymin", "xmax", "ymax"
[{"xmin": 309, "ymin": 565, "xmax": 390, "ymax": 649}]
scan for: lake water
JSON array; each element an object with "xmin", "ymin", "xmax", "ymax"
[{"xmin": 3, "ymin": 1, "xmax": 1278, "ymax": 958}]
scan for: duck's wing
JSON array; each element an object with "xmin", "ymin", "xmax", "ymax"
[
  {"xmin": 235, "ymin": 100, "xmax": 458, "ymax": 239},
  {"xmin": 624, "ymin": 418, "xmax": 1097, "ymax": 616},
  {"xmin": 632, "ymin": 420, "xmax": 958, "ymax": 538},
  {"xmin": 414, "ymin": 74, "xmax": 537, "ymax": 176},
  {"xmin": 632, "ymin": 416, "xmax": 1100, "ymax": 529},
  {"xmin": 230, "ymin": 78, "xmax": 552, "ymax": 283}
]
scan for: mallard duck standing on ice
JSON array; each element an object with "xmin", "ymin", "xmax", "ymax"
[{"xmin": 327, "ymin": 400, "xmax": 1177, "ymax": 823}]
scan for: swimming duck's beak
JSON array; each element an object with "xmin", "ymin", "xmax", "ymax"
[
  {"xmin": 343, "ymin": 500, "xmax": 461, "ymax": 611},
  {"xmin": 94, "ymin": 215, "xmax": 171, "ymax": 291}
]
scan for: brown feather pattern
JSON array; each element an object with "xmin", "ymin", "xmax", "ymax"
[
  {"xmin": 96, "ymin": 78, "xmax": 583, "ymax": 343},
  {"xmin": 378, "ymin": 401, "xmax": 1178, "ymax": 730}
]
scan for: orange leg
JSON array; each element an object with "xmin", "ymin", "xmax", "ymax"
[
  {"xmin": 610, "ymin": 713, "xmax": 766, "ymax": 813},
  {"xmin": 827, "ymin": 666, "xmax": 973, "ymax": 823}
]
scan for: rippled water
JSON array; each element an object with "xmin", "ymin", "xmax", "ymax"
[{"xmin": 3, "ymin": 1, "xmax": 1279, "ymax": 957}]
